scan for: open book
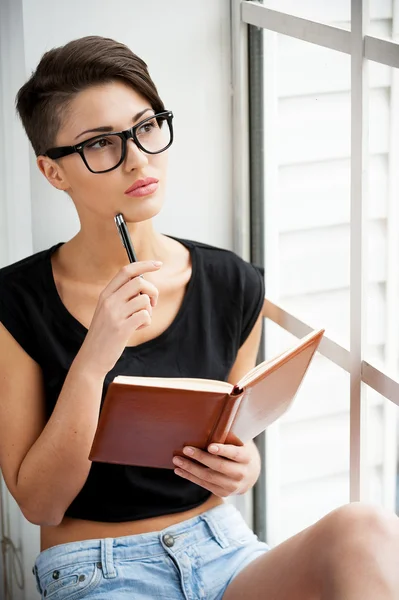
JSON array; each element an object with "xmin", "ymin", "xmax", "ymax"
[{"xmin": 89, "ymin": 329, "xmax": 324, "ymax": 469}]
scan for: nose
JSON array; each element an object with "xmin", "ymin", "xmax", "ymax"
[{"xmin": 124, "ymin": 138, "xmax": 148, "ymax": 171}]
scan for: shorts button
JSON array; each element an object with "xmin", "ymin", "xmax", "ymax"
[
  {"xmin": 52, "ymin": 570, "xmax": 60, "ymax": 580},
  {"xmin": 162, "ymin": 533, "xmax": 175, "ymax": 547},
  {"xmin": 79, "ymin": 574, "xmax": 86, "ymax": 582}
]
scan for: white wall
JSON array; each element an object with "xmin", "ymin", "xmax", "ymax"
[
  {"xmin": 20, "ymin": 0, "xmax": 233, "ymax": 253},
  {"xmin": 0, "ymin": 1, "xmax": 233, "ymax": 597}
]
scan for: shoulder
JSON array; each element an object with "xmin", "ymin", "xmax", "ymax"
[
  {"xmin": 175, "ymin": 238, "xmax": 262, "ymax": 275},
  {"xmin": 0, "ymin": 246, "xmax": 52, "ymax": 282},
  {"xmin": 0, "ymin": 243, "xmax": 63, "ymax": 363},
  {"xmin": 179, "ymin": 236, "xmax": 240, "ymax": 262},
  {"xmin": 0, "ymin": 243, "xmax": 61, "ymax": 292},
  {"xmin": 176, "ymin": 237, "xmax": 265, "ymax": 347},
  {"xmin": 0, "ymin": 244, "xmax": 59, "ymax": 320},
  {"xmin": 176, "ymin": 237, "xmax": 263, "ymax": 286}
]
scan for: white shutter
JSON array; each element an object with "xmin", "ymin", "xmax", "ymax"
[{"xmin": 264, "ymin": 0, "xmax": 398, "ymax": 545}]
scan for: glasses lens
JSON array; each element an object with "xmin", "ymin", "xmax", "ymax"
[
  {"xmin": 83, "ymin": 135, "xmax": 123, "ymax": 173},
  {"xmin": 81, "ymin": 115, "xmax": 172, "ymax": 173},
  {"xmin": 135, "ymin": 115, "xmax": 171, "ymax": 153}
]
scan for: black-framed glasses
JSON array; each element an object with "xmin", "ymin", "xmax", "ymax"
[{"xmin": 45, "ymin": 110, "xmax": 174, "ymax": 174}]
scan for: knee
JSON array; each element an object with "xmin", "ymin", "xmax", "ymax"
[
  {"xmin": 328, "ymin": 501, "xmax": 395, "ymax": 532},
  {"xmin": 317, "ymin": 502, "xmax": 399, "ymax": 574}
]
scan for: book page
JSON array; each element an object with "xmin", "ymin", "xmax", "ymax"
[
  {"xmin": 113, "ymin": 375, "xmax": 233, "ymax": 394},
  {"xmin": 236, "ymin": 329, "xmax": 325, "ymax": 389}
]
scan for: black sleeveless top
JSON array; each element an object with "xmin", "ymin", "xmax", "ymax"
[{"xmin": 0, "ymin": 238, "xmax": 264, "ymax": 522}]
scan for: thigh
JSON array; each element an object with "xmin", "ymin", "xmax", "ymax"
[
  {"xmin": 222, "ymin": 502, "xmax": 399, "ymax": 600},
  {"xmin": 222, "ymin": 522, "xmax": 321, "ymax": 600}
]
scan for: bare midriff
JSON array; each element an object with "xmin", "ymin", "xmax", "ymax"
[{"xmin": 40, "ymin": 493, "xmax": 224, "ymax": 552}]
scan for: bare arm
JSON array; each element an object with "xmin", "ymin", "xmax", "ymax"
[
  {"xmin": 0, "ymin": 260, "xmax": 160, "ymax": 526},
  {"xmin": 227, "ymin": 304, "xmax": 265, "ymax": 486},
  {"xmin": 227, "ymin": 300, "xmax": 265, "ymax": 385},
  {"xmin": 0, "ymin": 328, "xmax": 104, "ymax": 525}
]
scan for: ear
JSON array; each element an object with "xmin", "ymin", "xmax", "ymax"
[{"xmin": 36, "ymin": 155, "xmax": 70, "ymax": 191}]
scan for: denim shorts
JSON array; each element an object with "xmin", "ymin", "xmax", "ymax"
[{"xmin": 33, "ymin": 502, "xmax": 269, "ymax": 599}]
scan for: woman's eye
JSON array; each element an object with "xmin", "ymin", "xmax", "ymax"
[
  {"xmin": 87, "ymin": 138, "xmax": 112, "ymax": 150},
  {"xmin": 137, "ymin": 121, "xmax": 157, "ymax": 135}
]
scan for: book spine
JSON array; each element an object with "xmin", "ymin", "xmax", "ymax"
[{"xmin": 207, "ymin": 391, "xmax": 243, "ymax": 446}]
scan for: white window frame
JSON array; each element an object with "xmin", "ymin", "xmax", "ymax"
[{"xmin": 231, "ymin": 0, "xmax": 399, "ymax": 503}]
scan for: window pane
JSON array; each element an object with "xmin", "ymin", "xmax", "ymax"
[
  {"xmin": 367, "ymin": 0, "xmax": 395, "ymax": 41},
  {"xmin": 261, "ymin": 0, "xmax": 390, "ymax": 31},
  {"xmin": 364, "ymin": 387, "xmax": 398, "ymax": 515},
  {"xmin": 264, "ymin": 33, "xmax": 351, "ymax": 348},
  {"xmin": 365, "ymin": 62, "xmax": 399, "ymax": 382},
  {"xmin": 264, "ymin": 322, "xmax": 350, "ymax": 544},
  {"xmin": 262, "ymin": 0, "xmax": 350, "ymax": 27}
]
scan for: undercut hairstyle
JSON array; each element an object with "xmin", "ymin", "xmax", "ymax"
[{"xmin": 15, "ymin": 35, "xmax": 165, "ymax": 156}]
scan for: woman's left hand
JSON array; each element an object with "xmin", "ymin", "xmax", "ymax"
[{"xmin": 172, "ymin": 441, "xmax": 261, "ymax": 497}]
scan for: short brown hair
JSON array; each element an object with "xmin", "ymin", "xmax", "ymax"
[{"xmin": 16, "ymin": 35, "xmax": 165, "ymax": 156}]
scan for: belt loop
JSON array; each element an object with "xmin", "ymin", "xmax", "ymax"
[
  {"xmin": 201, "ymin": 511, "xmax": 229, "ymax": 549},
  {"xmin": 100, "ymin": 538, "xmax": 116, "ymax": 578},
  {"xmin": 33, "ymin": 564, "xmax": 42, "ymax": 594}
]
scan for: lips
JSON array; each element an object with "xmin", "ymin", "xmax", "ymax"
[{"xmin": 124, "ymin": 177, "xmax": 159, "ymax": 194}]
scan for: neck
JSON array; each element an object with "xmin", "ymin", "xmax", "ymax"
[{"xmin": 65, "ymin": 216, "xmax": 167, "ymax": 282}]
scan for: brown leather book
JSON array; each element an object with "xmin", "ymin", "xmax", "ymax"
[{"xmin": 89, "ymin": 329, "xmax": 324, "ymax": 469}]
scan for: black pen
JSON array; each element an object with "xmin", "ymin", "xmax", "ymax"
[{"xmin": 114, "ymin": 213, "xmax": 138, "ymax": 263}]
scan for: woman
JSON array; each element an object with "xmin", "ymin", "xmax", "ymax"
[{"xmin": 0, "ymin": 35, "xmax": 398, "ymax": 600}]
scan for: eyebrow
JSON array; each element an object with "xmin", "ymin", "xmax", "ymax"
[{"xmin": 74, "ymin": 108, "xmax": 153, "ymax": 140}]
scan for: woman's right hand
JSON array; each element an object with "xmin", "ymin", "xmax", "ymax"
[{"xmin": 76, "ymin": 260, "xmax": 162, "ymax": 377}]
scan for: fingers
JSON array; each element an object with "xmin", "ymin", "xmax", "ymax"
[
  {"xmin": 125, "ymin": 292, "xmax": 153, "ymax": 320},
  {"xmin": 206, "ymin": 443, "xmax": 249, "ymax": 463},
  {"xmin": 115, "ymin": 276, "xmax": 159, "ymax": 308},
  {"xmin": 93, "ymin": 262, "xmax": 160, "ymax": 335},
  {"xmin": 172, "ymin": 444, "xmax": 253, "ymax": 497},
  {"xmin": 103, "ymin": 261, "xmax": 162, "ymax": 296},
  {"xmin": 173, "ymin": 445, "xmax": 248, "ymax": 481},
  {"xmin": 128, "ymin": 308, "xmax": 152, "ymax": 331},
  {"xmin": 178, "ymin": 445, "xmax": 250, "ymax": 473},
  {"xmin": 173, "ymin": 466, "xmax": 234, "ymax": 498},
  {"xmin": 172, "ymin": 448, "xmax": 247, "ymax": 496}
]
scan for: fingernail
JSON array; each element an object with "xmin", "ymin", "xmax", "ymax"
[
  {"xmin": 183, "ymin": 447, "xmax": 194, "ymax": 456},
  {"xmin": 208, "ymin": 445, "xmax": 219, "ymax": 453},
  {"xmin": 152, "ymin": 261, "xmax": 163, "ymax": 267}
]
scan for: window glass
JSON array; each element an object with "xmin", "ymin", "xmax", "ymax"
[
  {"xmin": 264, "ymin": 322, "xmax": 350, "ymax": 544},
  {"xmin": 264, "ymin": 34, "xmax": 351, "ymax": 348},
  {"xmin": 364, "ymin": 387, "xmax": 398, "ymax": 515}
]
